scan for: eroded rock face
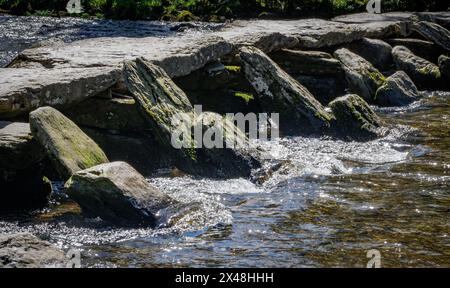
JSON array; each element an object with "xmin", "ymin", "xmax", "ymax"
[
  {"xmin": 438, "ymin": 55, "xmax": 450, "ymax": 82},
  {"xmin": 334, "ymin": 48, "xmax": 385, "ymax": 102},
  {"xmin": 329, "ymin": 94, "xmax": 383, "ymax": 141},
  {"xmin": 392, "ymin": 46, "xmax": 441, "ymax": 89},
  {"xmin": 0, "ymin": 233, "xmax": 67, "ymax": 268},
  {"xmin": 346, "ymin": 38, "xmax": 393, "ymax": 71},
  {"xmin": 124, "ymin": 57, "xmax": 260, "ymax": 178},
  {"xmin": 239, "ymin": 46, "xmax": 334, "ymax": 134},
  {"xmin": 0, "ymin": 67, "xmax": 120, "ymax": 119},
  {"xmin": 29, "ymin": 107, "xmax": 109, "ymax": 180},
  {"xmin": 412, "ymin": 21, "xmax": 450, "ymax": 52},
  {"xmin": 65, "ymin": 161, "xmax": 182, "ymax": 227},
  {"xmin": 375, "ymin": 71, "xmax": 421, "ymax": 107}
]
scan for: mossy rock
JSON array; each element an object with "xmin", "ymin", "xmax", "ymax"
[{"xmin": 29, "ymin": 106, "xmax": 109, "ymax": 180}]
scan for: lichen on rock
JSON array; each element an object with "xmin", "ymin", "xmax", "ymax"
[{"xmin": 29, "ymin": 106, "xmax": 109, "ymax": 180}]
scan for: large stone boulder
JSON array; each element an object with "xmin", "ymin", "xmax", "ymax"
[
  {"xmin": 438, "ymin": 55, "xmax": 450, "ymax": 82},
  {"xmin": 329, "ymin": 94, "xmax": 383, "ymax": 141},
  {"xmin": 375, "ymin": 71, "xmax": 421, "ymax": 107},
  {"xmin": 65, "ymin": 161, "xmax": 187, "ymax": 227},
  {"xmin": 346, "ymin": 38, "xmax": 393, "ymax": 71},
  {"xmin": 392, "ymin": 46, "xmax": 442, "ymax": 89},
  {"xmin": 334, "ymin": 48, "xmax": 386, "ymax": 102},
  {"xmin": 385, "ymin": 38, "xmax": 442, "ymax": 63},
  {"xmin": 0, "ymin": 233, "xmax": 67, "ymax": 268},
  {"xmin": 0, "ymin": 121, "xmax": 50, "ymax": 212},
  {"xmin": 239, "ymin": 46, "xmax": 334, "ymax": 134},
  {"xmin": 123, "ymin": 57, "xmax": 260, "ymax": 178},
  {"xmin": 412, "ymin": 21, "xmax": 450, "ymax": 52},
  {"xmin": 0, "ymin": 67, "xmax": 120, "ymax": 119},
  {"xmin": 29, "ymin": 107, "xmax": 109, "ymax": 180}
]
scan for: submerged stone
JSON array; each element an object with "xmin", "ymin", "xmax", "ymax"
[
  {"xmin": 329, "ymin": 94, "xmax": 383, "ymax": 141},
  {"xmin": 375, "ymin": 71, "xmax": 421, "ymax": 107},
  {"xmin": 29, "ymin": 107, "xmax": 109, "ymax": 180},
  {"xmin": 65, "ymin": 161, "xmax": 184, "ymax": 227},
  {"xmin": 239, "ymin": 46, "xmax": 334, "ymax": 135},
  {"xmin": 392, "ymin": 46, "xmax": 441, "ymax": 89},
  {"xmin": 334, "ymin": 48, "xmax": 385, "ymax": 102},
  {"xmin": 0, "ymin": 233, "xmax": 67, "ymax": 268}
]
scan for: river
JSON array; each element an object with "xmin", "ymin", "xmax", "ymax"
[{"xmin": 0, "ymin": 15, "xmax": 449, "ymax": 268}]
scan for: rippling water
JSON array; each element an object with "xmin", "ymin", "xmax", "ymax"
[
  {"xmin": 1, "ymin": 91, "xmax": 448, "ymax": 267},
  {"xmin": 0, "ymin": 16, "xmax": 449, "ymax": 268}
]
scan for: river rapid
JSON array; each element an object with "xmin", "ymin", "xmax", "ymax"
[{"xmin": 0, "ymin": 15, "xmax": 449, "ymax": 268}]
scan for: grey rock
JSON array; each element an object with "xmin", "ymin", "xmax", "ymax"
[
  {"xmin": 329, "ymin": 94, "xmax": 383, "ymax": 141},
  {"xmin": 0, "ymin": 67, "xmax": 120, "ymax": 119},
  {"xmin": 375, "ymin": 71, "xmax": 421, "ymax": 107},
  {"xmin": 65, "ymin": 161, "xmax": 185, "ymax": 227},
  {"xmin": 0, "ymin": 121, "xmax": 50, "ymax": 212},
  {"xmin": 385, "ymin": 38, "xmax": 442, "ymax": 63},
  {"xmin": 123, "ymin": 57, "xmax": 261, "ymax": 178},
  {"xmin": 239, "ymin": 46, "xmax": 334, "ymax": 134},
  {"xmin": 294, "ymin": 75, "xmax": 345, "ymax": 105},
  {"xmin": 29, "ymin": 107, "xmax": 109, "ymax": 180},
  {"xmin": 334, "ymin": 48, "xmax": 386, "ymax": 102},
  {"xmin": 392, "ymin": 46, "xmax": 441, "ymax": 88},
  {"xmin": 63, "ymin": 98, "xmax": 147, "ymax": 132},
  {"xmin": 0, "ymin": 233, "xmax": 67, "ymax": 268},
  {"xmin": 412, "ymin": 21, "xmax": 450, "ymax": 52},
  {"xmin": 438, "ymin": 55, "xmax": 450, "ymax": 82}
]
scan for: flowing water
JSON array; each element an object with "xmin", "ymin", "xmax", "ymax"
[{"xmin": 0, "ymin": 16, "xmax": 449, "ymax": 268}]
